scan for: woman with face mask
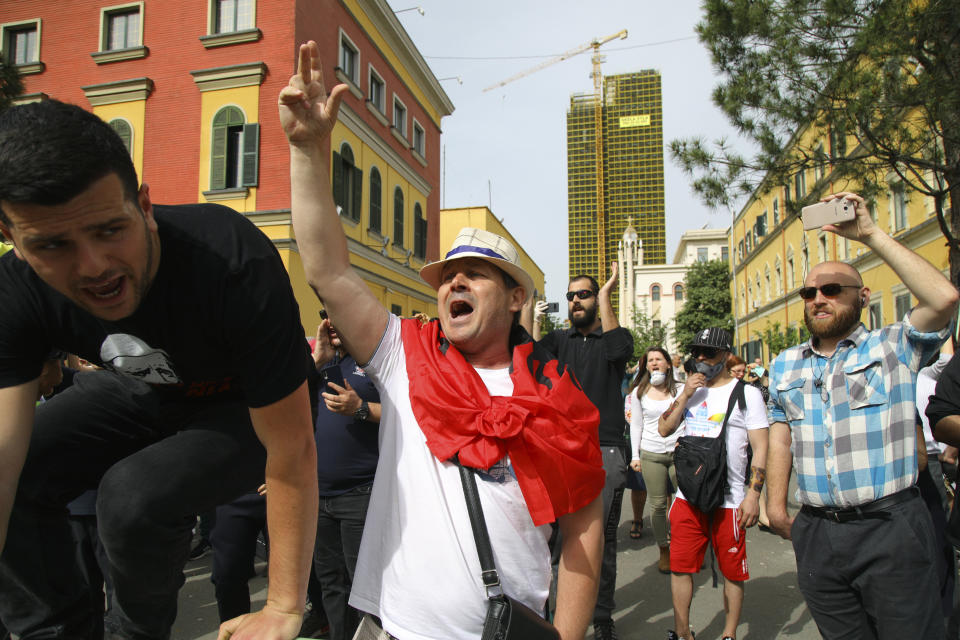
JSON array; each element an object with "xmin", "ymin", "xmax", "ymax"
[{"xmin": 625, "ymin": 346, "xmax": 683, "ymax": 574}]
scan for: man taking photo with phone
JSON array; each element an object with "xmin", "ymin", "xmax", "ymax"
[{"xmin": 766, "ymin": 191, "xmax": 959, "ymax": 639}]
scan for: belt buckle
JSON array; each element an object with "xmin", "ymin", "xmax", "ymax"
[{"xmin": 823, "ymin": 508, "xmax": 844, "ymax": 523}]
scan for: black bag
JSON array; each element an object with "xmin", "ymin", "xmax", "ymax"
[
  {"xmin": 674, "ymin": 380, "xmax": 745, "ymax": 514},
  {"xmin": 456, "ymin": 461, "xmax": 560, "ymax": 640},
  {"xmin": 480, "ymin": 593, "xmax": 559, "ymax": 640}
]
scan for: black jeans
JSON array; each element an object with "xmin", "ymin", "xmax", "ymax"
[
  {"xmin": 0, "ymin": 371, "xmax": 267, "ymax": 640},
  {"xmin": 313, "ymin": 483, "xmax": 372, "ymax": 640},
  {"xmin": 211, "ymin": 492, "xmax": 268, "ymax": 622},
  {"xmin": 594, "ymin": 445, "xmax": 627, "ymax": 623}
]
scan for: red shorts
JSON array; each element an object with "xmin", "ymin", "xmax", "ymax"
[{"xmin": 668, "ymin": 497, "xmax": 749, "ymax": 581}]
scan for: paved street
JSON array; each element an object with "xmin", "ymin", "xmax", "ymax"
[{"xmin": 172, "ymin": 487, "xmax": 820, "ymax": 639}]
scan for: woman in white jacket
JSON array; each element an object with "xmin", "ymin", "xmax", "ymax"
[{"xmin": 627, "ymin": 347, "xmax": 683, "ymax": 574}]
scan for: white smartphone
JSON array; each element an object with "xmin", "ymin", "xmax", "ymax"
[{"xmin": 801, "ymin": 199, "xmax": 857, "ymax": 230}]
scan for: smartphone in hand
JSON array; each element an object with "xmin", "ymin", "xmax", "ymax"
[
  {"xmin": 321, "ymin": 363, "xmax": 345, "ymax": 392},
  {"xmin": 801, "ymin": 199, "xmax": 856, "ymax": 230}
]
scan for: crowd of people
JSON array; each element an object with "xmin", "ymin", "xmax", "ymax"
[{"xmin": 1, "ymin": 38, "xmax": 959, "ymax": 640}]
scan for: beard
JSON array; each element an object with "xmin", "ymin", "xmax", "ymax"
[
  {"xmin": 570, "ymin": 302, "xmax": 598, "ymax": 328},
  {"xmin": 804, "ymin": 300, "xmax": 862, "ymax": 340}
]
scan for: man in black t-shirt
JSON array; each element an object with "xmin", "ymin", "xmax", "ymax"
[
  {"xmin": 0, "ymin": 100, "xmax": 317, "ymax": 640},
  {"xmin": 534, "ymin": 266, "xmax": 634, "ymax": 640}
]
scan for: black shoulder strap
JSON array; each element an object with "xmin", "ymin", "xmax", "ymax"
[
  {"xmin": 455, "ymin": 459, "xmax": 502, "ymax": 599},
  {"xmin": 718, "ymin": 380, "xmax": 746, "ymax": 439}
]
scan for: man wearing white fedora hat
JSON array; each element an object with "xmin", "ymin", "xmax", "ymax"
[{"xmin": 279, "ymin": 41, "xmax": 605, "ymax": 640}]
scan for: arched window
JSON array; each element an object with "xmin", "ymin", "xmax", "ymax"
[
  {"xmin": 651, "ymin": 284, "xmax": 661, "ymax": 302},
  {"xmin": 393, "ymin": 187, "xmax": 404, "ymax": 247},
  {"xmin": 413, "ymin": 203, "xmax": 426, "ymax": 259},
  {"xmin": 210, "ymin": 106, "xmax": 259, "ymax": 190},
  {"xmin": 333, "ymin": 143, "xmax": 361, "ymax": 222},
  {"xmin": 109, "ymin": 119, "xmax": 132, "ymax": 155},
  {"xmin": 369, "ymin": 167, "xmax": 382, "ymax": 234},
  {"xmin": 674, "ymin": 284, "xmax": 683, "ymax": 301}
]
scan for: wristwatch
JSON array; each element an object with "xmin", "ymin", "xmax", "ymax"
[{"xmin": 353, "ymin": 400, "xmax": 370, "ymax": 422}]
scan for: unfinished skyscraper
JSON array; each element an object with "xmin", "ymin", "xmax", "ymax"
[{"xmin": 567, "ymin": 70, "xmax": 665, "ymax": 293}]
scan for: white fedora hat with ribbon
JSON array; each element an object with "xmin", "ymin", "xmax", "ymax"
[{"xmin": 419, "ymin": 227, "xmax": 534, "ymax": 302}]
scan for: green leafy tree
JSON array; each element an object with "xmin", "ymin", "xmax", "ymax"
[
  {"xmin": 0, "ymin": 61, "xmax": 23, "ymax": 112},
  {"xmin": 627, "ymin": 307, "xmax": 669, "ymax": 362},
  {"xmin": 755, "ymin": 321, "xmax": 810, "ymax": 361},
  {"xmin": 671, "ymin": 0, "xmax": 960, "ymax": 282},
  {"xmin": 674, "ymin": 259, "xmax": 734, "ymax": 350}
]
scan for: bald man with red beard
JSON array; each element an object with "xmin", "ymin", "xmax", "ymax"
[{"xmin": 766, "ymin": 192, "xmax": 959, "ymax": 639}]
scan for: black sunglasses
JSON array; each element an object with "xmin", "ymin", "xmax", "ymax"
[
  {"xmin": 797, "ymin": 283, "xmax": 861, "ymax": 300},
  {"xmin": 691, "ymin": 346, "xmax": 720, "ymax": 359},
  {"xmin": 566, "ymin": 289, "xmax": 596, "ymax": 302}
]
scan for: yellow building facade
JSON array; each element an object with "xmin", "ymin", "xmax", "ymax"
[
  {"xmin": 730, "ymin": 127, "xmax": 951, "ymax": 362},
  {"xmin": 439, "ymin": 207, "xmax": 546, "ymax": 300}
]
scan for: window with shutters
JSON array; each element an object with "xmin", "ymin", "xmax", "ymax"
[
  {"xmin": 369, "ymin": 68, "xmax": 385, "ymax": 113},
  {"xmin": 2, "ymin": 21, "xmax": 39, "ymax": 66},
  {"xmin": 339, "ymin": 34, "xmax": 359, "ymax": 85},
  {"xmin": 413, "ymin": 203, "xmax": 426, "ymax": 260},
  {"xmin": 794, "ymin": 170, "xmax": 807, "ymax": 199},
  {"xmin": 895, "ymin": 292, "xmax": 912, "ymax": 320},
  {"xmin": 209, "ymin": 106, "xmax": 259, "ymax": 191},
  {"xmin": 369, "ymin": 167, "xmax": 382, "ymax": 234},
  {"xmin": 214, "ymin": 0, "xmax": 254, "ymax": 33},
  {"xmin": 331, "ymin": 143, "xmax": 361, "ymax": 222},
  {"xmin": 105, "ymin": 6, "xmax": 140, "ymax": 50},
  {"xmin": 109, "ymin": 119, "xmax": 133, "ymax": 155},
  {"xmin": 412, "ymin": 121, "xmax": 425, "ymax": 156},
  {"xmin": 393, "ymin": 97, "xmax": 407, "ymax": 138},
  {"xmin": 393, "ymin": 187, "xmax": 404, "ymax": 247}
]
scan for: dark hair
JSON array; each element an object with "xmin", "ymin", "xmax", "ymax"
[
  {"xmin": 568, "ymin": 274, "xmax": 600, "ymax": 295},
  {"xmin": 497, "ymin": 266, "xmax": 522, "ymax": 326},
  {"xmin": 628, "ymin": 346, "xmax": 678, "ymax": 399},
  {"xmin": 0, "ymin": 99, "xmax": 139, "ymax": 225}
]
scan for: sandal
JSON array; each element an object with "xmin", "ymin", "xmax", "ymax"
[{"xmin": 630, "ymin": 519, "xmax": 642, "ymax": 539}]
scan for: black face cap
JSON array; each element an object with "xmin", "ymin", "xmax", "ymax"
[{"xmin": 687, "ymin": 327, "xmax": 733, "ymax": 351}]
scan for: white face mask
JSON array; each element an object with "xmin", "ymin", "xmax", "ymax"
[{"xmin": 649, "ymin": 371, "xmax": 666, "ymax": 386}]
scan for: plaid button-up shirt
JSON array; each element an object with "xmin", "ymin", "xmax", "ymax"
[{"xmin": 768, "ymin": 316, "xmax": 948, "ymax": 508}]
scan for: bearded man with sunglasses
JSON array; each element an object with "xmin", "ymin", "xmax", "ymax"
[
  {"xmin": 766, "ymin": 192, "xmax": 959, "ymax": 639},
  {"xmin": 537, "ymin": 268, "xmax": 634, "ymax": 640}
]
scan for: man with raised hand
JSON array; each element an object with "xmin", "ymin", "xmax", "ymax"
[
  {"xmin": 280, "ymin": 41, "xmax": 605, "ymax": 640},
  {"xmin": 766, "ymin": 192, "xmax": 958, "ymax": 639},
  {"xmin": 536, "ymin": 269, "xmax": 634, "ymax": 640},
  {"xmin": 0, "ymin": 99, "xmax": 317, "ymax": 640}
]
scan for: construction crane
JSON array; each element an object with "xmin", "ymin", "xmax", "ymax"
[
  {"xmin": 483, "ymin": 29, "xmax": 627, "ymax": 277},
  {"xmin": 482, "ymin": 30, "xmax": 628, "ymax": 93}
]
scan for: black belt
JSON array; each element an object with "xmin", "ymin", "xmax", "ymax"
[{"xmin": 801, "ymin": 486, "xmax": 919, "ymax": 523}]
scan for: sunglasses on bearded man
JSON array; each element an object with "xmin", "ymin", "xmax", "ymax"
[
  {"xmin": 797, "ymin": 283, "xmax": 861, "ymax": 300},
  {"xmin": 566, "ymin": 289, "xmax": 596, "ymax": 302}
]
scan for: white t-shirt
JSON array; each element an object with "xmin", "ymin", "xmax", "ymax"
[
  {"xmin": 676, "ymin": 380, "xmax": 768, "ymax": 508},
  {"xmin": 917, "ymin": 353, "xmax": 951, "ymax": 456},
  {"xmin": 627, "ymin": 384, "xmax": 683, "ymax": 457},
  {"xmin": 350, "ymin": 315, "xmax": 552, "ymax": 640}
]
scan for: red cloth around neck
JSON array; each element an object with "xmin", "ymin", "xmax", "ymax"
[{"xmin": 401, "ymin": 318, "xmax": 604, "ymax": 526}]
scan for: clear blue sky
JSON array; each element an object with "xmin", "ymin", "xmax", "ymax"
[{"xmin": 394, "ymin": 0, "xmax": 752, "ymax": 306}]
